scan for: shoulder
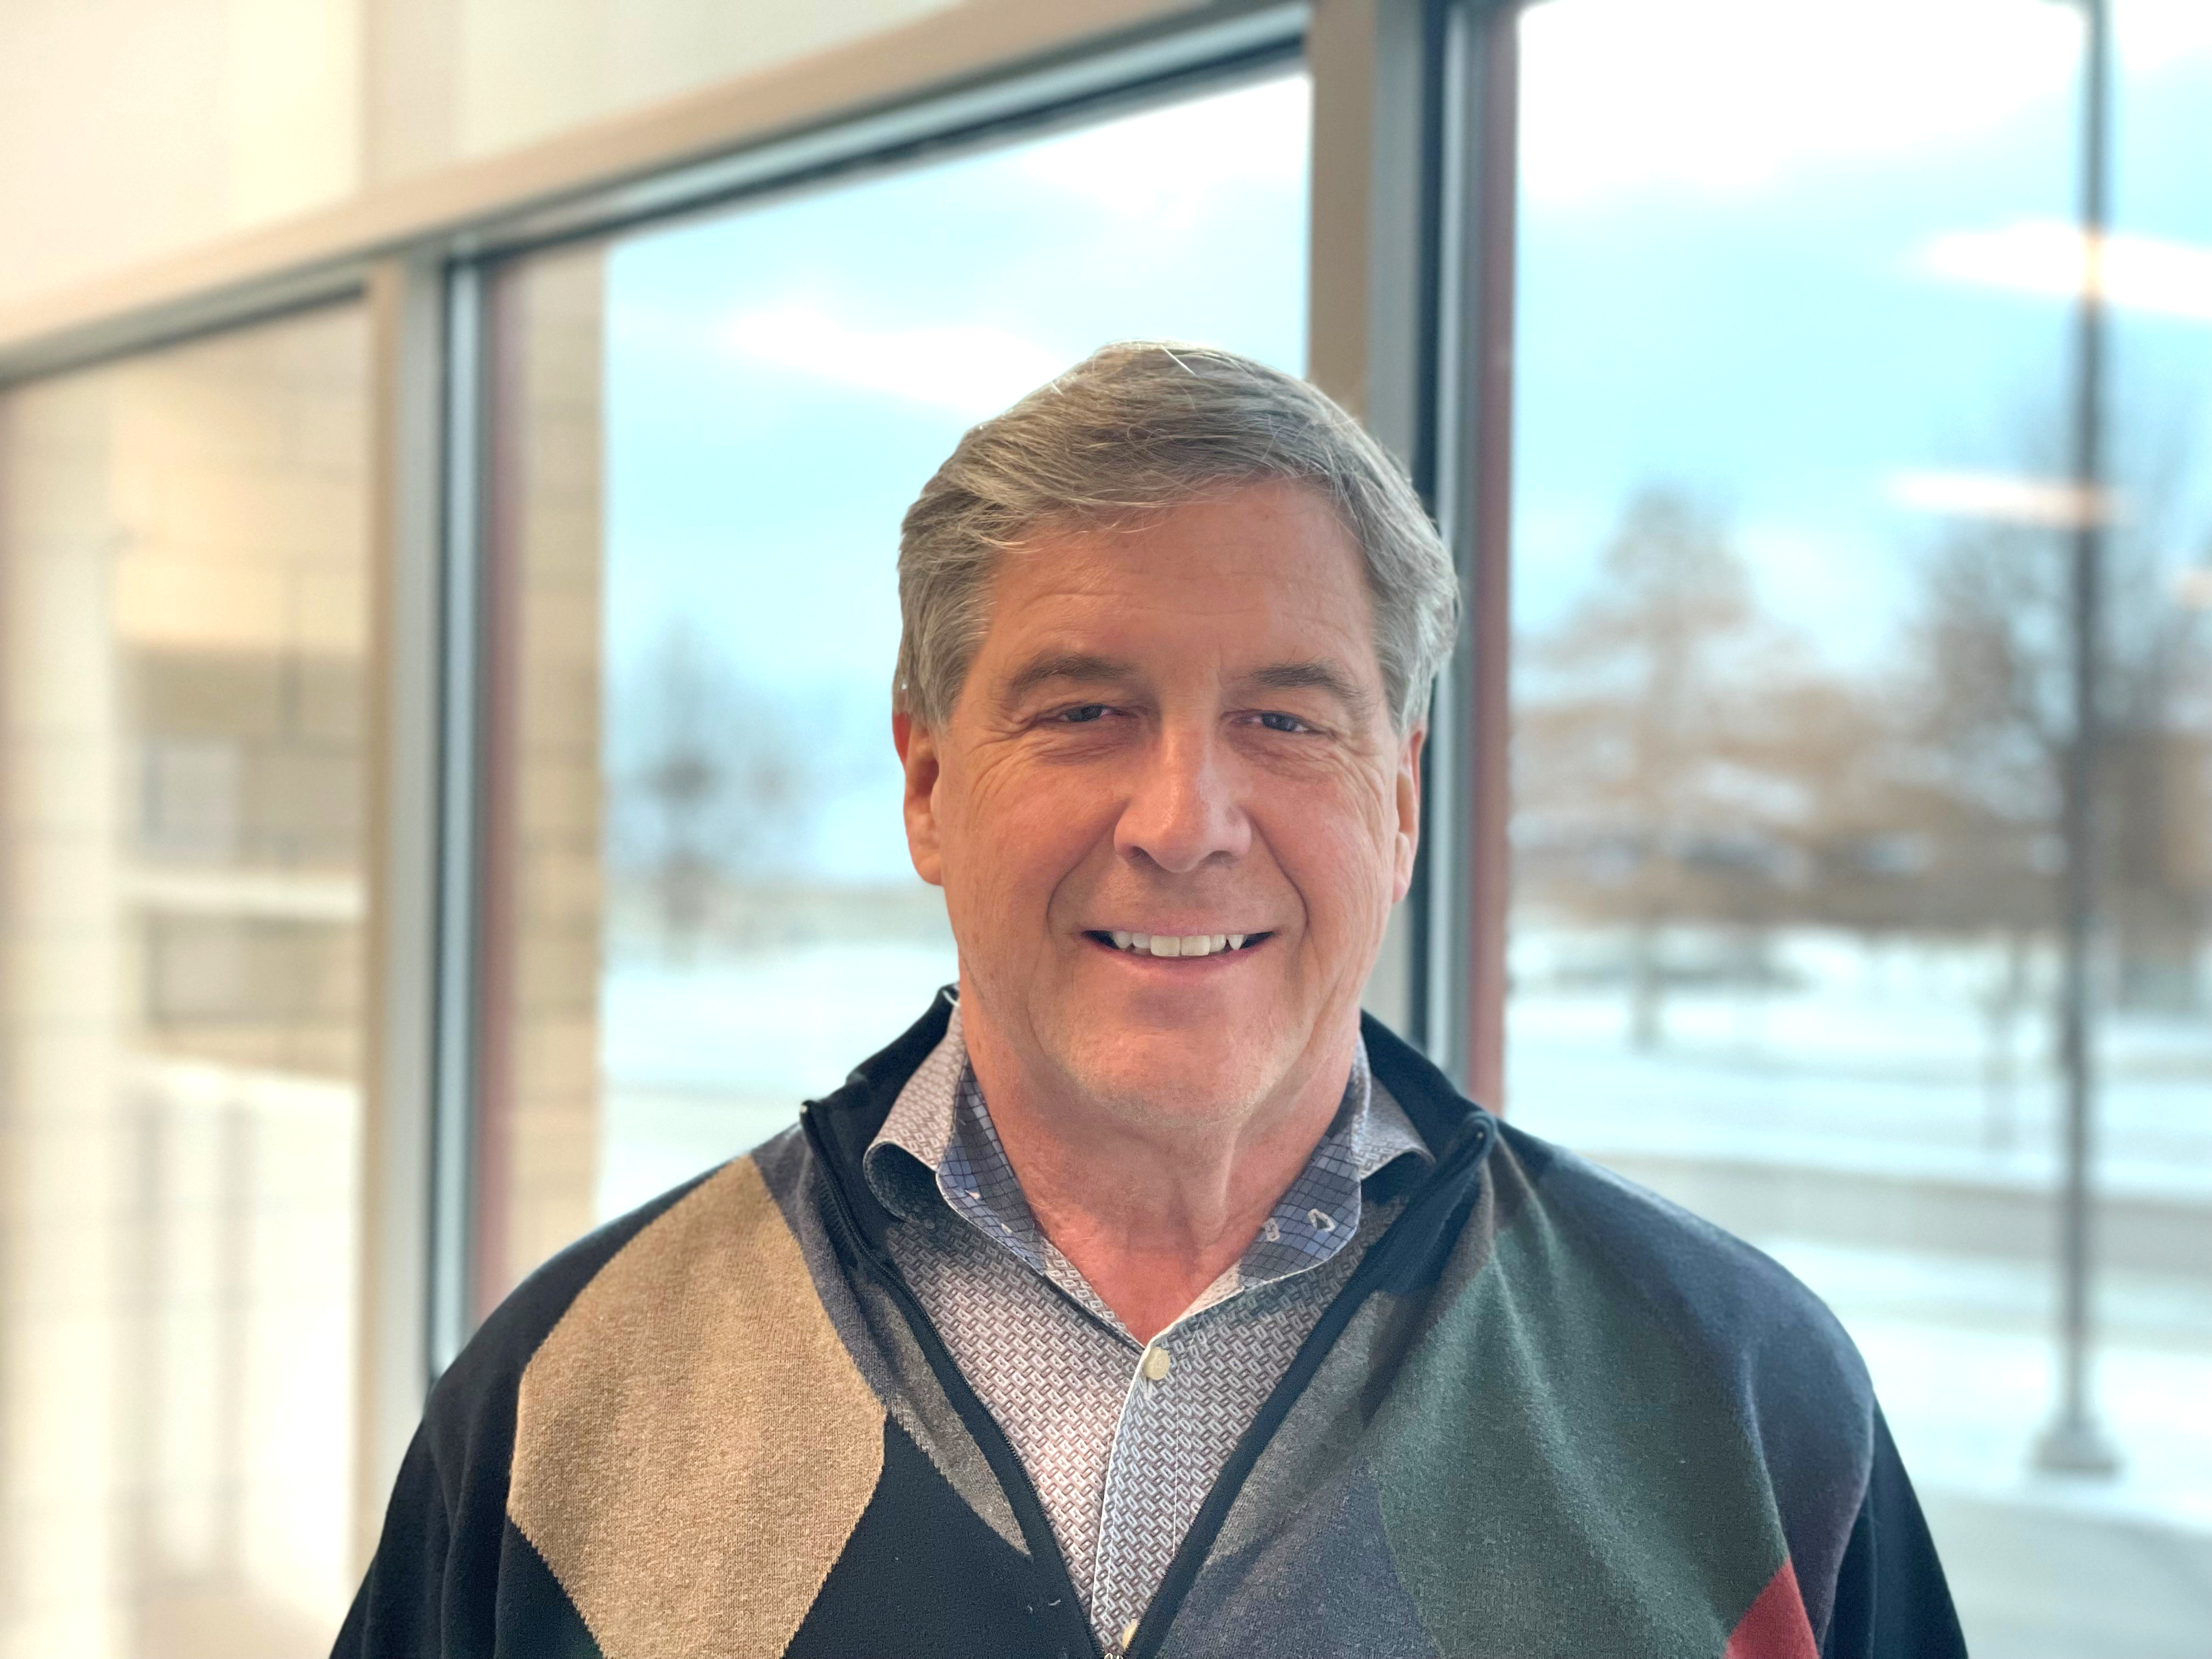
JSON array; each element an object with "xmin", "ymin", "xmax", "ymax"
[
  {"xmin": 420, "ymin": 1133, "xmax": 821, "ymax": 1489},
  {"xmin": 489, "ymin": 1131, "xmax": 895, "ymax": 1655},
  {"xmin": 1492, "ymin": 1121, "xmax": 1870, "ymax": 1410},
  {"xmin": 1419, "ymin": 1124, "xmax": 1883, "ymax": 1641},
  {"xmin": 415, "ymin": 1166, "xmax": 713, "ymax": 1476},
  {"xmin": 1484, "ymin": 1122, "xmax": 1877, "ymax": 1602}
]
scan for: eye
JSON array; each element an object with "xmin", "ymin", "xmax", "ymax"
[
  {"xmin": 1256, "ymin": 710, "xmax": 1314, "ymax": 734},
  {"xmin": 1053, "ymin": 703, "xmax": 1110, "ymax": 725}
]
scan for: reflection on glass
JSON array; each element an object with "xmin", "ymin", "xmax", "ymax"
[
  {"xmin": 476, "ymin": 73, "xmax": 1311, "ymax": 1308},
  {"xmin": 1508, "ymin": 3, "xmax": 2211, "ymax": 1653},
  {"xmin": 0, "ymin": 307, "xmax": 370, "ymax": 1656}
]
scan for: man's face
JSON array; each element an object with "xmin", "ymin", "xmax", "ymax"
[{"xmin": 895, "ymin": 479, "xmax": 1423, "ymax": 1133}]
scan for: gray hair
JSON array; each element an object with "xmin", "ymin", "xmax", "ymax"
[{"xmin": 894, "ymin": 341, "xmax": 1459, "ymax": 735}]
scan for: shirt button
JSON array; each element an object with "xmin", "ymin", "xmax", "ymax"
[{"xmin": 1142, "ymin": 1343, "xmax": 1172, "ymax": 1381}]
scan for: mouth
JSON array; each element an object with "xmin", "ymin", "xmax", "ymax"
[{"xmin": 1084, "ymin": 929, "xmax": 1274, "ymax": 960}]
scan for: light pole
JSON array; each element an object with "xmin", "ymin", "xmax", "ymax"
[{"xmin": 2035, "ymin": 0, "xmax": 2121, "ymax": 1479}]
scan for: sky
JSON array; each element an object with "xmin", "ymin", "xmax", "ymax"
[
  {"xmin": 1510, "ymin": 0, "xmax": 2212, "ymax": 659},
  {"xmin": 596, "ymin": 0, "xmax": 2212, "ymax": 885}
]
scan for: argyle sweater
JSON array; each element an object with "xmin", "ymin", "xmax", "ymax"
[{"xmin": 337, "ymin": 995, "xmax": 1966, "ymax": 1659}]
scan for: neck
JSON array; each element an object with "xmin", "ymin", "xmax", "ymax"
[{"xmin": 960, "ymin": 1001, "xmax": 1357, "ymax": 1346}]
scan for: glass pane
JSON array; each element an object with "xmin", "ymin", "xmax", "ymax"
[
  {"xmin": 473, "ymin": 72, "xmax": 1312, "ymax": 1310},
  {"xmin": 1509, "ymin": 3, "xmax": 2212, "ymax": 1654},
  {"xmin": 0, "ymin": 304, "xmax": 371, "ymax": 1655}
]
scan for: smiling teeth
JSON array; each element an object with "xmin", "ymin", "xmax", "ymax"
[{"xmin": 1108, "ymin": 932, "xmax": 1252, "ymax": 956}]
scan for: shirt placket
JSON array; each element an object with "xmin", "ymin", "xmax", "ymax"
[
  {"xmin": 1071, "ymin": 1182, "xmax": 1378, "ymax": 1651},
  {"xmin": 1092, "ymin": 1294, "xmax": 1254, "ymax": 1656}
]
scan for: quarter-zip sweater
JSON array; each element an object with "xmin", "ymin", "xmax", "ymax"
[
  {"xmin": 336, "ymin": 994, "xmax": 1967, "ymax": 1659},
  {"xmin": 865, "ymin": 1003, "xmax": 1430, "ymax": 1651}
]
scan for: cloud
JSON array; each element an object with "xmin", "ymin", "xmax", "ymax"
[
  {"xmin": 1917, "ymin": 219, "xmax": 2212, "ymax": 324},
  {"xmin": 1519, "ymin": 0, "xmax": 2079, "ymax": 206},
  {"xmin": 723, "ymin": 306, "xmax": 1065, "ymax": 417},
  {"xmin": 1011, "ymin": 72, "xmax": 1308, "ymax": 226},
  {"xmin": 2117, "ymin": 0, "xmax": 2212, "ymax": 70},
  {"xmin": 1517, "ymin": 0, "xmax": 2212, "ymax": 210},
  {"xmin": 1886, "ymin": 469, "xmax": 2124, "ymax": 528}
]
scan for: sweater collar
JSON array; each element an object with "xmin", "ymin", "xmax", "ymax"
[{"xmin": 804, "ymin": 987, "xmax": 1489, "ymax": 1253}]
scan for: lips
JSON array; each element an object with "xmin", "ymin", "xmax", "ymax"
[{"xmin": 1087, "ymin": 930, "xmax": 1271, "ymax": 958}]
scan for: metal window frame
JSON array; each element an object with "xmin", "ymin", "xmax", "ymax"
[
  {"xmin": 427, "ymin": 260, "xmax": 489, "ymax": 1384},
  {"xmin": 1427, "ymin": 0, "xmax": 1519, "ymax": 1107},
  {"xmin": 1311, "ymin": 0, "xmax": 1517, "ymax": 1103},
  {"xmin": 0, "ymin": 0, "xmax": 1522, "ymax": 1580},
  {"xmin": 355, "ymin": 253, "xmax": 452, "ymax": 1567}
]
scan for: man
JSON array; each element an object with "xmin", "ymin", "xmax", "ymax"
[{"xmin": 339, "ymin": 343, "xmax": 1964, "ymax": 1658}]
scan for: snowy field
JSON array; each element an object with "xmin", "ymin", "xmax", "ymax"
[{"xmin": 1504, "ymin": 969, "xmax": 2212, "ymax": 1203}]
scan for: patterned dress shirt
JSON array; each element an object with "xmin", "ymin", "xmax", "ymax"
[{"xmin": 862, "ymin": 1001, "xmax": 1431, "ymax": 1655}]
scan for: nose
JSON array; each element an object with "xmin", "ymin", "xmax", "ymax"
[{"xmin": 1114, "ymin": 724, "xmax": 1251, "ymax": 874}]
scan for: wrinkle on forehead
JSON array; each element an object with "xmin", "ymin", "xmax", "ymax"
[{"xmin": 956, "ymin": 480, "xmax": 1391, "ymax": 731}]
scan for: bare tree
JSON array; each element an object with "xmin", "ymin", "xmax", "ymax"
[
  {"xmin": 609, "ymin": 621, "xmax": 815, "ymax": 959},
  {"xmin": 1517, "ymin": 486, "xmax": 1816, "ymax": 1046},
  {"xmin": 1902, "ymin": 501, "xmax": 2212, "ymax": 1014},
  {"xmin": 1515, "ymin": 443, "xmax": 2210, "ymax": 1090}
]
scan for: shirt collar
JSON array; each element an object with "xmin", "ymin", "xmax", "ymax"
[{"xmin": 863, "ymin": 1002, "xmax": 1431, "ymax": 1294}]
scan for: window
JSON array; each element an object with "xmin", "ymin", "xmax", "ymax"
[
  {"xmin": 1508, "ymin": 2, "xmax": 2211, "ymax": 1651},
  {"xmin": 0, "ymin": 304, "xmax": 371, "ymax": 1654},
  {"xmin": 8, "ymin": 9, "xmax": 2203, "ymax": 1651},
  {"xmin": 466, "ymin": 70, "xmax": 1313, "ymax": 1311}
]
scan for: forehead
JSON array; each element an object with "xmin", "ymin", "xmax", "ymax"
[{"xmin": 984, "ymin": 480, "xmax": 1376, "ymax": 658}]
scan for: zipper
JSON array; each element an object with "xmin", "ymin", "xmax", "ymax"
[
  {"xmin": 1122, "ymin": 1111, "xmax": 1494, "ymax": 1659},
  {"xmin": 803, "ymin": 1094, "xmax": 1496, "ymax": 1659}
]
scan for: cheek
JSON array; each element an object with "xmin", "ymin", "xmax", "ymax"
[
  {"xmin": 1269, "ymin": 771, "xmax": 1402, "ymax": 930},
  {"xmin": 947, "ymin": 756, "xmax": 1105, "ymax": 907}
]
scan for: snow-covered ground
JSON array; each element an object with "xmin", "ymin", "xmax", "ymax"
[
  {"xmin": 1505, "ymin": 983, "xmax": 2212, "ymax": 1201},
  {"xmin": 1763, "ymin": 1241, "xmax": 2212, "ymax": 1524},
  {"xmin": 595, "ymin": 930, "xmax": 2212, "ymax": 1216}
]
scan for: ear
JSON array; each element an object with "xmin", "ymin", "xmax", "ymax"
[
  {"xmin": 894, "ymin": 710, "xmax": 946, "ymax": 887},
  {"xmin": 1391, "ymin": 725, "xmax": 1425, "ymax": 905}
]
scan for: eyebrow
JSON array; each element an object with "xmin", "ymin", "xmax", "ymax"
[
  {"xmin": 1001, "ymin": 651, "xmax": 1142, "ymax": 702},
  {"xmin": 1000, "ymin": 651, "xmax": 1376, "ymax": 718},
  {"xmin": 1242, "ymin": 659, "xmax": 1375, "ymax": 719}
]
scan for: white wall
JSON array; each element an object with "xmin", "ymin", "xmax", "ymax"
[{"xmin": 0, "ymin": 0, "xmax": 958, "ymax": 315}]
